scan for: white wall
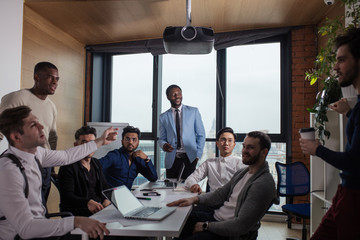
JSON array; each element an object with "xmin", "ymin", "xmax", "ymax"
[{"xmin": 0, "ymin": 0, "xmax": 23, "ymax": 152}]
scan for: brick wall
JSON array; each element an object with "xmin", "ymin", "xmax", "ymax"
[{"xmin": 291, "ymin": 25, "xmax": 318, "ymax": 204}]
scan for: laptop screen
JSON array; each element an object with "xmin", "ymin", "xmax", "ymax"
[
  {"xmin": 103, "ymin": 186, "xmax": 143, "ymax": 215},
  {"xmin": 176, "ymin": 163, "xmax": 185, "ymax": 182}
]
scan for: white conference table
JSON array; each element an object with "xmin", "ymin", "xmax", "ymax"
[{"xmin": 72, "ymin": 182, "xmax": 197, "ymax": 240}]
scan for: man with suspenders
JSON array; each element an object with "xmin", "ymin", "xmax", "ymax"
[{"xmin": 0, "ymin": 106, "xmax": 117, "ymax": 240}]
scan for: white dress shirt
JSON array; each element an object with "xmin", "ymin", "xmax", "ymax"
[
  {"xmin": 185, "ymin": 154, "xmax": 245, "ymax": 192},
  {"xmin": 0, "ymin": 141, "xmax": 97, "ymax": 239}
]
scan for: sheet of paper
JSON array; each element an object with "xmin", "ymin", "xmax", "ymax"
[
  {"xmin": 91, "ymin": 210, "xmax": 123, "ymax": 223},
  {"xmin": 90, "ymin": 205, "xmax": 162, "ymax": 227},
  {"xmin": 162, "ymin": 192, "xmax": 197, "ymax": 203}
]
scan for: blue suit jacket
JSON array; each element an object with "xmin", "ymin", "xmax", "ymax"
[{"xmin": 159, "ymin": 105, "xmax": 206, "ymax": 169}]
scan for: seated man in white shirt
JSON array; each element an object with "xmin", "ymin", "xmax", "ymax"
[
  {"xmin": 0, "ymin": 105, "xmax": 118, "ymax": 240},
  {"xmin": 168, "ymin": 131, "xmax": 278, "ymax": 240},
  {"xmin": 185, "ymin": 127, "xmax": 245, "ymax": 193}
]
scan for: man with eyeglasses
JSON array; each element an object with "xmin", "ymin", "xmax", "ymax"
[
  {"xmin": 99, "ymin": 126, "xmax": 158, "ymax": 189},
  {"xmin": 185, "ymin": 127, "xmax": 245, "ymax": 194}
]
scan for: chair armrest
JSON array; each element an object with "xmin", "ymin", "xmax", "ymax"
[{"xmin": 46, "ymin": 211, "xmax": 73, "ymax": 218}]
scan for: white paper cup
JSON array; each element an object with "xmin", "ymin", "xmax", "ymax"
[{"xmin": 299, "ymin": 128, "xmax": 315, "ymax": 140}]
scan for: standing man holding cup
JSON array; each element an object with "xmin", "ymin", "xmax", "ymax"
[{"xmin": 299, "ymin": 27, "xmax": 360, "ymax": 240}]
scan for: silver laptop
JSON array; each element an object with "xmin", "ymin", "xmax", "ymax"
[
  {"xmin": 102, "ymin": 185, "xmax": 176, "ymax": 220},
  {"xmin": 151, "ymin": 163, "xmax": 185, "ymax": 189}
]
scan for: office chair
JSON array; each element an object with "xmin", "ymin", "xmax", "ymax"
[
  {"xmin": 51, "ymin": 175, "xmax": 60, "ymax": 191},
  {"xmin": 48, "ymin": 175, "xmax": 74, "ymax": 218},
  {"xmin": 275, "ymin": 161, "xmax": 310, "ymax": 240}
]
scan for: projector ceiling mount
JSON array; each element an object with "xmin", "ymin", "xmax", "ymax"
[
  {"xmin": 181, "ymin": 0, "xmax": 196, "ymax": 41},
  {"xmin": 163, "ymin": 0, "xmax": 215, "ymax": 54}
]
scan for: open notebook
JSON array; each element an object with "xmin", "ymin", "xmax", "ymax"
[
  {"xmin": 151, "ymin": 162, "xmax": 185, "ymax": 189},
  {"xmin": 102, "ymin": 185, "xmax": 176, "ymax": 220}
]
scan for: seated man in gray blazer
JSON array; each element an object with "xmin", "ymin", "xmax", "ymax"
[{"xmin": 168, "ymin": 131, "xmax": 278, "ymax": 240}]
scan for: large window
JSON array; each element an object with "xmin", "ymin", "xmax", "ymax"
[
  {"xmin": 227, "ymin": 42, "xmax": 285, "ymax": 211},
  {"xmin": 162, "ymin": 52, "xmax": 217, "ymax": 138},
  {"xmin": 227, "ymin": 43, "xmax": 281, "ymax": 134},
  {"xmin": 111, "ymin": 53, "xmax": 153, "ymax": 132}
]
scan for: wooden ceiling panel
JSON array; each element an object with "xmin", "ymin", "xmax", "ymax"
[{"xmin": 24, "ymin": 0, "xmax": 342, "ymax": 45}]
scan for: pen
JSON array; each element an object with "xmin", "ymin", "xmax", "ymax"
[{"xmin": 137, "ymin": 197, "xmax": 151, "ymax": 200}]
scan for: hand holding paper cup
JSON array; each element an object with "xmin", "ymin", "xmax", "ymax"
[{"xmin": 299, "ymin": 127, "xmax": 315, "ymax": 140}]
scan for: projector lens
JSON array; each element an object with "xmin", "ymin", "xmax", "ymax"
[{"xmin": 181, "ymin": 26, "xmax": 197, "ymax": 41}]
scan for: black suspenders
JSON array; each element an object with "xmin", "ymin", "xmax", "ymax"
[{"xmin": 0, "ymin": 152, "xmax": 42, "ymax": 220}]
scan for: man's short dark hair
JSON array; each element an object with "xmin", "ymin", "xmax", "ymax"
[
  {"xmin": 166, "ymin": 84, "xmax": 182, "ymax": 97},
  {"xmin": 122, "ymin": 126, "xmax": 141, "ymax": 139},
  {"xmin": 74, "ymin": 126, "xmax": 97, "ymax": 140},
  {"xmin": 0, "ymin": 106, "xmax": 32, "ymax": 146},
  {"xmin": 216, "ymin": 127, "xmax": 237, "ymax": 141},
  {"xmin": 34, "ymin": 62, "xmax": 58, "ymax": 74},
  {"xmin": 247, "ymin": 131, "xmax": 271, "ymax": 152},
  {"xmin": 335, "ymin": 27, "xmax": 360, "ymax": 61}
]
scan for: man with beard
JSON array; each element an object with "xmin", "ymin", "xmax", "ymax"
[
  {"xmin": 0, "ymin": 62, "xmax": 59, "ymax": 209},
  {"xmin": 58, "ymin": 126, "xmax": 111, "ymax": 217},
  {"xmin": 300, "ymin": 27, "xmax": 360, "ymax": 239},
  {"xmin": 159, "ymin": 84, "xmax": 205, "ymax": 179},
  {"xmin": 167, "ymin": 131, "xmax": 277, "ymax": 240},
  {"xmin": 99, "ymin": 126, "xmax": 158, "ymax": 189}
]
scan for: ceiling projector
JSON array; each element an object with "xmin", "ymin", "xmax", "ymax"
[{"xmin": 163, "ymin": 0, "xmax": 214, "ymax": 54}]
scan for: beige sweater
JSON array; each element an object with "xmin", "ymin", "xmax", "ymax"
[{"xmin": 0, "ymin": 89, "xmax": 57, "ymax": 149}]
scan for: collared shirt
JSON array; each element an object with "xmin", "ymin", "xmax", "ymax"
[
  {"xmin": 185, "ymin": 154, "xmax": 245, "ymax": 192},
  {"xmin": 171, "ymin": 104, "xmax": 185, "ymax": 153},
  {"xmin": 0, "ymin": 142, "xmax": 97, "ymax": 239},
  {"xmin": 99, "ymin": 147, "xmax": 158, "ymax": 189}
]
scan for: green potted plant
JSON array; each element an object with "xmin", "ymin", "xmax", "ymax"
[{"xmin": 305, "ymin": 0, "xmax": 360, "ymax": 143}]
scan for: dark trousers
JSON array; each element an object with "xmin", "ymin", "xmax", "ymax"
[
  {"xmin": 179, "ymin": 205, "xmax": 258, "ymax": 240},
  {"xmin": 166, "ymin": 153, "xmax": 198, "ymax": 179},
  {"xmin": 178, "ymin": 205, "xmax": 227, "ymax": 240},
  {"xmin": 311, "ymin": 184, "xmax": 360, "ymax": 240}
]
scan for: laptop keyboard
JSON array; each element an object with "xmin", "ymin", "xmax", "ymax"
[
  {"xmin": 164, "ymin": 181, "xmax": 177, "ymax": 187},
  {"xmin": 133, "ymin": 207, "xmax": 161, "ymax": 217}
]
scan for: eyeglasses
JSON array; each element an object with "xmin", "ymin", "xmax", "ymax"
[
  {"xmin": 219, "ymin": 138, "xmax": 234, "ymax": 144},
  {"xmin": 124, "ymin": 137, "xmax": 138, "ymax": 143}
]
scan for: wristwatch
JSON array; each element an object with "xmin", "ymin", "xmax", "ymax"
[
  {"xmin": 145, "ymin": 156, "xmax": 151, "ymax": 163},
  {"xmin": 202, "ymin": 221, "xmax": 209, "ymax": 231}
]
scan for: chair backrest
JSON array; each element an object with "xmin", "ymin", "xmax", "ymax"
[
  {"xmin": 275, "ymin": 161, "xmax": 310, "ymax": 197},
  {"xmin": 51, "ymin": 175, "xmax": 60, "ymax": 191}
]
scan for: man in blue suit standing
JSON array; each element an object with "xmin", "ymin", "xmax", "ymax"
[{"xmin": 159, "ymin": 84, "xmax": 206, "ymax": 179}]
